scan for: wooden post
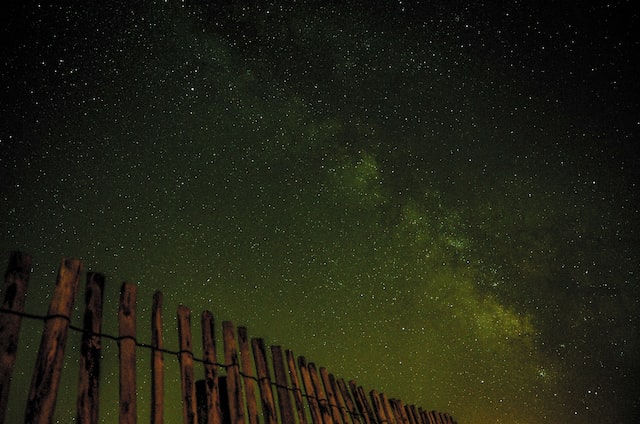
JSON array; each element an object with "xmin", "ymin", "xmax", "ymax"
[
  {"xmin": 178, "ymin": 305, "xmax": 198, "ymax": 424},
  {"xmin": 76, "ymin": 272, "xmax": 105, "ymax": 424},
  {"xmin": 327, "ymin": 373, "xmax": 349, "ymax": 424},
  {"xmin": 119, "ymin": 282, "xmax": 137, "ymax": 424},
  {"xmin": 368, "ymin": 391, "xmax": 387, "ymax": 424},
  {"xmin": 270, "ymin": 345, "xmax": 295, "ymax": 424},
  {"xmin": 308, "ymin": 363, "xmax": 333, "ymax": 424},
  {"xmin": 237, "ymin": 327, "xmax": 259, "ymax": 424},
  {"xmin": 251, "ymin": 338, "xmax": 277, "ymax": 424},
  {"xmin": 349, "ymin": 382, "xmax": 374, "ymax": 424},
  {"xmin": 379, "ymin": 393, "xmax": 396, "ymax": 424},
  {"xmin": 222, "ymin": 321, "xmax": 245, "ymax": 424},
  {"xmin": 151, "ymin": 291, "xmax": 164, "ymax": 424},
  {"xmin": 396, "ymin": 402, "xmax": 411, "ymax": 424},
  {"xmin": 285, "ymin": 350, "xmax": 307, "ymax": 424},
  {"xmin": 319, "ymin": 368, "xmax": 342, "ymax": 424},
  {"xmin": 335, "ymin": 378, "xmax": 360, "ymax": 424},
  {"xmin": 0, "ymin": 251, "xmax": 32, "ymax": 422},
  {"xmin": 202, "ymin": 311, "xmax": 222, "ymax": 424},
  {"xmin": 298, "ymin": 356, "xmax": 322, "ymax": 424},
  {"xmin": 25, "ymin": 257, "xmax": 82, "ymax": 424}
]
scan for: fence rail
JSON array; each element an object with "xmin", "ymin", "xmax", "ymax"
[{"xmin": 0, "ymin": 251, "xmax": 457, "ymax": 424}]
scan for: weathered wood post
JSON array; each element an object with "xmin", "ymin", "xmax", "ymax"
[
  {"xmin": 237, "ymin": 327, "xmax": 259, "ymax": 424},
  {"xmin": 178, "ymin": 305, "xmax": 198, "ymax": 424},
  {"xmin": 308, "ymin": 363, "xmax": 333, "ymax": 424},
  {"xmin": 285, "ymin": 350, "xmax": 308, "ymax": 424},
  {"xmin": 336, "ymin": 378, "xmax": 361, "ymax": 424},
  {"xmin": 25, "ymin": 257, "xmax": 82, "ymax": 424},
  {"xmin": 222, "ymin": 321, "xmax": 245, "ymax": 424},
  {"xmin": 76, "ymin": 272, "xmax": 105, "ymax": 424},
  {"xmin": 298, "ymin": 356, "xmax": 322, "ymax": 424},
  {"xmin": 151, "ymin": 291, "xmax": 164, "ymax": 424},
  {"xmin": 0, "ymin": 251, "xmax": 32, "ymax": 422},
  {"xmin": 201, "ymin": 311, "xmax": 222, "ymax": 424},
  {"xmin": 271, "ymin": 345, "xmax": 295, "ymax": 424},
  {"xmin": 119, "ymin": 282, "xmax": 137, "ymax": 424},
  {"xmin": 327, "ymin": 373, "xmax": 350, "ymax": 424},
  {"xmin": 319, "ymin": 367, "xmax": 343, "ymax": 424},
  {"xmin": 251, "ymin": 338, "xmax": 277, "ymax": 424}
]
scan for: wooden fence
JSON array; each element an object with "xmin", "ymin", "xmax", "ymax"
[{"xmin": 0, "ymin": 252, "xmax": 457, "ymax": 424}]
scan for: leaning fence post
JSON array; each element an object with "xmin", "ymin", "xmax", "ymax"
[
  {"xmin": 0, "ymin": 251, "xmax": 32, "ymax": 422},
  {"xmin": 319, "ymin": 367, "xmax": 343, "ymax": 424},
  {"xmin": 251, "ymin": 338, "xmax": 277, "ymax": 424},
  {"xmin": 119, "ymin": 282, "xmax": 137, "ymax": 424},
  {"xmin": 298, "ymin": 356, "xmax": 322, "ymax": 424},
  {"xmin": 285, "ymin": 350, "xmax": 308, "ymax": 424},
  {"xmin": 271, "ymin": 345, "xmax": 295, "ymax": 424},
  {"xmin": 25, "ymin": 257, "xmax": 82, "ymax": 424},
  {"xmin": 308, "ymin": 363, "xmax": 333, "ymax": 424},
  {"xmin": 76, "ymin": 272, "xmax": 105, "ymax": 424},
  {"xmin": 178, "ymin": 305, "xmax": 198, "ymax": 424}
]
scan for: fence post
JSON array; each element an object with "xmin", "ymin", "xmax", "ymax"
[
  {"xmin": 151, "ymin": 291, "xmax": 164, "ymax": 424},
  {"xmin": 335, "ymin": 378, "xmax": 360, "ymax": 424},
  {"xmin": 285, "ymin": 350, "xmax": 308, "ymax": 424},
  {"xmin": 222, "ymin": 321, "xmax": 245, "ymax": 424},
  {"xmin": 349, "ymin": 382, "xmax": 374, "ymax": 424},
  {"xmin": 178, "ymin": 305, "xmax": 198, "ymax": 424},
  {"xmin": 271, "ymin": 345, "xmax": 295, "ymax": 424},
  {"xmin": 76, "ymin": 272, "xmax": 105, "ymax": 424},
  {"xmin": 327, "ymin": 373, "xmax": 349, "ymax": 424},
  {"xmin": 238, "ymin": 327, "xmax": 259, "ymax": 424},
  {"xmin": 25, "ymin": 257, "xmax": 82, "ymax": 424},
  {"xmin": 319, "ymin": 368, "xmax": 343, "ymax": 424},
  {"xmin": 298, "ymin": 356, "xmax": 322, "ymax": 424},
  {"xmin": 308, "ymin": 363, "xmax": 333, "ymax": 424},
  {"xmin": 201, "ymin": 311, "xmax": 222, "ymax": 424},
  {"xmin": 0, "ymin": 251, "xmax": 32, "ymax": 422},
  {"xmin": 251, "ymin": 338, "xmax": 277, "ymax": 424},
  {"xmin": 119, "ymin": 282, "xmax": 137, "ymax": 424}
]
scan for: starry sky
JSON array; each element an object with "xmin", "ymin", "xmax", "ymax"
[{"xmin": 1, "ymin": 1, "xmax": 639, "ymax": 423}]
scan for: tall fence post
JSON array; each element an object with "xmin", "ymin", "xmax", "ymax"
[
  {"xmin": 251, "ymin": 338, "xmax": 277, "ymax": 424},
  {"xmin": 0, "ymin": 251, "xmax": 32, "ymax": 422},
  {"xmin": 76, "ymin": 272, "xmax": 105, "ymax": 424},
  {"xmin": 285, "ymin": 350, "xmax": 308, "ymax": 424},
  {"xmin": 119, "ymin": 282, "xmax": 137, "ymax": 424},
  {"xmin": 201, "ymin": 311, "xmax": 222, "ymax": 424},
  {"xmin": 178, "ymin": 305, "xmax": 198, "ymax": 424},
  {"xmin": 238, "ymin": 326, "xmax": 259, "ymax": 424},
  {"xmin": 222, "ymin": 321, "xmax": 245, "ymax": 424},
  {"xmin": 25, "ymin": 257, "xmax": 82, "ymax": 424},
  {"xmin": 151, "ymin": 291, "xmax": 164, "ymax": 424},
  {"xmin": 271, "ymin": 345, "xmax": 295, "ymax": 424}
]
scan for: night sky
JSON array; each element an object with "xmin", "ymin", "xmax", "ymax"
[{"xmin": 1, "ymin": 1, "xmax": 639, "ymax": 423}]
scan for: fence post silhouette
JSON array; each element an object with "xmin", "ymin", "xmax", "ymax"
[{"xmin": 0, "ymin": 251, "xmax": 32, "ymax": 423}]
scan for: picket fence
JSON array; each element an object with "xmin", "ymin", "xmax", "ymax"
[{"xmin": 0, "ymin": 251, "xmax": 457, "ymax": 424}]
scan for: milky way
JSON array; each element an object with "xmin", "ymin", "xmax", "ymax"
[{"xmin": 1, "ymin": 1, "xmax": 638, "ymax": 423}]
